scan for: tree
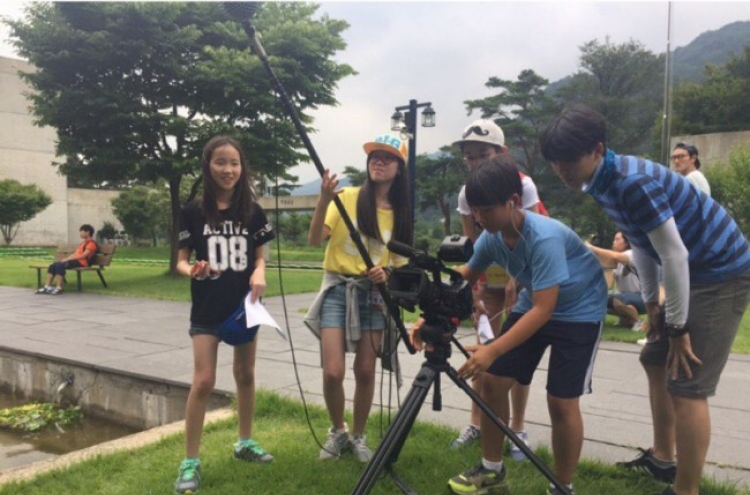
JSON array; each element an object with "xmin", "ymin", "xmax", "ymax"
[
  {"xmin": 0, "ymin": 179, "xmax": 52, "ymax": 246},
  {"xmin": 111, "ymin": 185, "xmax": 170, "ymax": 246},
  {"xmin": 414, "ymin": 148, "xmax": 465, "ymax": 236},
  {"xmin": 6, "ymin": 2, "xmax": 355, "ymax": 272},
  {"xmin": 464, "ymin": 69, "xmax": 561, "ymax": 180},
  {"xmin": 705, "ymin": 145, "xmax": 750, "ymax": 235},
  {"xmin": 671, "ymin": 45, "xmax": 750, "ymax": 135},
  {"xmin": 556, "ymin": 38, "xmax": 664, "ymax": 156},
  {"xmin": 343, "ymin": 165, "xmax": 367, "ymax": 186}
]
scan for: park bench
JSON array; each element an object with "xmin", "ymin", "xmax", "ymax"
[{"xmin": 30, "ymin": 244, "xmax": 117, "ymax": 292}]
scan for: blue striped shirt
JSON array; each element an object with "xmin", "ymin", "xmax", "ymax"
[{"xmin": 585, "ymin": 153, "xmax": 750, "ymax": 284}]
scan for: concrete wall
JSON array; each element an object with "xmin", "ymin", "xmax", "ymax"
[
  {"xmin": 0, "ymin": 57, "xmax": 68, "ymax": 246},
  {"xmin": 0, "ymin": 347, "xmax": 231, "ymax": 430},
  {"xmin": 670, "ymin": 131, "xmax": 750, "ymax": 170}
]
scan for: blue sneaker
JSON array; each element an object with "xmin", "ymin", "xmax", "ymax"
[
  {"xmin": 234, "ymin": 439, "xmax": 274, "ymax": 463},
  {"xmin": 174, "ymin": 458, "xmax": 201, "ymax": 494},
  {"xmin": 509, "ymin": 430, "xmax": 529, "ymax": 461}
]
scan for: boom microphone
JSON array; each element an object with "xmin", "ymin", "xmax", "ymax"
[
  {"xmin": 222, "ymin": 2, "xmax": 261, "ymax": 21},
  {"xmin": 387, "ymin": 240, "xmax": 421, "ymax": 260}
]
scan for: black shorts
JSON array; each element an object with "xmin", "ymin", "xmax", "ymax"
[{"xmin": 487, "ymin": 312, "xmax": 603, "ymax": 399}]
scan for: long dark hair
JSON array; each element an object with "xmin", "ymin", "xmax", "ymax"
[
  {"xmin": 200, "ymin": 135, "xmax": 256, "ymax": 228},
  {"xmin": 356, "ymin": 155, "xmax": 413, "ymax": 246}
]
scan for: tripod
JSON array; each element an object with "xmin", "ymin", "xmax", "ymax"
[{"xmin": 351, "ymin": 320, "xmax": 572, "ymax": 495}]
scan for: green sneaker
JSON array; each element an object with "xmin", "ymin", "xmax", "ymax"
[
  {"xmin": 234, "ymin": 439, "xmax": 274, "ymax": 463},
  {"xmin": 448, "ymin": 462, "xmax": 508, "ymax": 495},
  {"xmin": 174, "ymin": 459, "xmax": 201, "ymax": 494}
]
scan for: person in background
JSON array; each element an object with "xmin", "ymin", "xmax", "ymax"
[
  {"xmin": 540, "ymin": 104, "xmax": 750, "ymax": 495},
  {"xmin": 305, "ymin": 133, "xmax": 412, "ymax": 463},
  {"xmin": 671, "ymin": 142, "xmax": 710, "ymax": 196},
  {"xmin": 174, "ymin": 135, "xmax": 276, "ymax": 494},
  {"xmin": 587, "ymin": 231, "xmax": 647, "ymax": 332},
  {"xmin": 451, "ymin": 118, "xmax": 548, "ymax": 461},
  {"xmin": 36, "ymin": 224, "xmax": 97, "ymax": 295}
]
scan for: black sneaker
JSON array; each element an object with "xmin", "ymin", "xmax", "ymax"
[{"xmin": 616, "ymin": 447, "xmax": 676, "ymax": 483}]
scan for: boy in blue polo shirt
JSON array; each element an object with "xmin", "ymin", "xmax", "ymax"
[
  {"xmin": 540, "ymin": 104, "xmax": 750, "ymax": 495},
  {"xmin": 412, "ymin": 154, "xmax": 607, "ymax": 495}
]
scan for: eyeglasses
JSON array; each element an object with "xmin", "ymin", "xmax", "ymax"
[
  {"xmin": 369, "ymin": 153, "xmax": 397, "ymax": 164},
  {"xmin": 462, "ymin": 125, "xmax": 490, "ymax": 139},
  {"xmin": 671, "ymin": 153, "xmax": 689, "ymax": 160}
]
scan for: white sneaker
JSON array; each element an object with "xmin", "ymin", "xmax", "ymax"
[
  {"xmin": 631, "ymin": 320, "xmax": 647, "ymax": 332},
  {"xmin": 351, "ymin": 434, "xmax": 373, "ymax": 463},
  {"xmin": 509, "ymin": 430, "xmax": 530, "ymax": 461},
  {"xmin": 451, "ymin": 424, "xmax": 480, "ymax": 449},
  {"xmin": 319, "ymin": 426, "xmax": 352, "ymax": 460}
]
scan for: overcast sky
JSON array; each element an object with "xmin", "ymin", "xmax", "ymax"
[{"xmin": 3, "ymin": 1, "xmax": 750, "ymax": 185}]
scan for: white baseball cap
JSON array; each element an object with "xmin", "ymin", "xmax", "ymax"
[{"xmin": 453, "ymin": 119, "xmax": 505, "ymax": 148}]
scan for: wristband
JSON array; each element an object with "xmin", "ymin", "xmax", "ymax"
[{"xmin": 665, "ymin": 324, "xmax": 688, "ymax": 338}]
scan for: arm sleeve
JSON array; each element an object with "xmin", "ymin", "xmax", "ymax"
[
  {"xmin": 520, "ymin": 176, "xmax": 541, "ymax": 211},
  {"xmin": 631, "ymin": 247, "xmax": 659, "ymax": 303},
  {"xmin": 644, "ymin": 217, "xmax": 690, "ymax": 326}
]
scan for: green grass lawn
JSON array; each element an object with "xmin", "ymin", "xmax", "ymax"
[{"xmin": 0, "ymin": 390, "xmax": 740, "ymax": 495}]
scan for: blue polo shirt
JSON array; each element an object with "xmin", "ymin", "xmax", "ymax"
[
  {"xmin": 585, "ymin": 152, "xmax": 750, "ymax": 284},
  {"xmin": 468, "ymin": 212, "xmax": 607, "ymax": 322}
]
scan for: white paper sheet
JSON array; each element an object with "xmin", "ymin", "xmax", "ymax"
[
  {"xmin": 244, "ymin": 294, "xmax": 288, "ymax": 341},
  {"xmin": 477, "ymin": 314, "xmax": 494, "ymax": 344}
]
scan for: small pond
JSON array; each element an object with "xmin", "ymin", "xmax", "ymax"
[{"xmin": 0, "ymin": 391, "xmax": 141, "ymax": 473}]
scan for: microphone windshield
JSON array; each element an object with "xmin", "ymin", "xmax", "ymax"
[{"xmin": 222, "ymin": 2, "xmax": 260, "ymax": 21}]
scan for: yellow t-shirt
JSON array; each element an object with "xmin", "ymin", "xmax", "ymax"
[{"xmin": 323, "ymin": 187, "xmax": 408, "ymax": 274}]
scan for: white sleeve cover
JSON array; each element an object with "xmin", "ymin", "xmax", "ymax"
[{"xmin": 644, "ymin": 217, "xmax": 690, "ymax": 326}]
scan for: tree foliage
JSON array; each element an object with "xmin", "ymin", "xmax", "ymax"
[
  {"xmin": 6, "ymin": 1, "xmax": 355, "ymax": 271},
  {"xmin": 671, "ymin": 45, "xmax": 750, "ymax": 135},
  {"xmin": 0, "ymin": 179, "xmax": 52, "ymax": 246},
  {"xmin": 704, "ymin": 145, "xmax": 750, "ymax": 235},
  {"xmin": 111, "ymin": 185, "xmax": 170, "ymax": 246},
  {"xmin": 343, "ymin": 165, "xmax": 367, "ymax": 187},
  {"xmin": 414, "ymin": 148, "xmax": 465, "ymax": 236},
  {"xmin": 556, "ymin": 38, "xmax": 664, "ymax": 157}
]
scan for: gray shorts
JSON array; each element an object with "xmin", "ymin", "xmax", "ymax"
[{"xmin": 640, "ymin": 271, "xmax": 750, "ymax": 398}]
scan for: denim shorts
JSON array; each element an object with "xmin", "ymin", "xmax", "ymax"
[
  {"xmin": 319, "ymin": 283, "xmax": 386, "ymax": 331},
  {"xmin": 608, "ymin": 291, "xmax": 647, "ymax": 314}
]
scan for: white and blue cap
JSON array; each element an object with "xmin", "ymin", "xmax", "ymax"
[{"xmin": 363, "ymin": 134, "xmax": 408, "ymax": 162}]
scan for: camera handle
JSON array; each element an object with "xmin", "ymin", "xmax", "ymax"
[
  {"xmin": 351, "ymin": 355, "xmax": 573, "ymax": 495},
  {"xmin": 228, "ymin": 4, "xmax": 415, "ymax": 354}
]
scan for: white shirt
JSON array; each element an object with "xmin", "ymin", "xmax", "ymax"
[{"xmin": 685, "ymin": 170, "xmax": 711, "ymax": 196}]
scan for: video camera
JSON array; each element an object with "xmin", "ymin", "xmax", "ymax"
[{"xmin": 386, "ymin": 235, "xmax": 474, "ymax": 351}]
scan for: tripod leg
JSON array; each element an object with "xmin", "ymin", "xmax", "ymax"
[
  {"xmin": 350, "ymin": 363, "xmax": 437, "ymax": 495},
  {"xmin": 444, "ymin": 366, "xmax": 573, "ymax": 495}
]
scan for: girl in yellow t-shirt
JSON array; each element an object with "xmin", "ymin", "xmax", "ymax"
[{"xmin": 305, "ymin": 133, "xmax": 412, "ymax": 463}]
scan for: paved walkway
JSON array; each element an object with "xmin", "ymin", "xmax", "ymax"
[{"xmin": 0, "ymin": 286, "xmax": 749, "ymax": 489}]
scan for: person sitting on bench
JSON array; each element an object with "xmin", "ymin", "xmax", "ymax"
[{"xmin": 36, "ymin": 224, "xmax": 97, "ymax": 295}]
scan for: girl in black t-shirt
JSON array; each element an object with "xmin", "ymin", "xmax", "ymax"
[{"xmin": 174, "ymin": 135, "xmax": 275, "ymax": 494}]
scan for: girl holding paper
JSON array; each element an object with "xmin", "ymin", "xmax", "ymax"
[{"xmin": 174, "ymin": 135, "xmax": 276, "ymax": 494}]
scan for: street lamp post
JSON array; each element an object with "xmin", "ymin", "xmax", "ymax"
[{"xmin": 390, "ymin": 99, "xmax": 435, "ymax": 227}]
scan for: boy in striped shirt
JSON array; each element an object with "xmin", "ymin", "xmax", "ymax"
[{"xmin": 540, "ymin": 104, "xmax": 750, "ymax": 495}]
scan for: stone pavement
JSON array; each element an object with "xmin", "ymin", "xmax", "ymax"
[{"xmin": 0, "ymin": 285, "xmax": 749, "ymax": 490}]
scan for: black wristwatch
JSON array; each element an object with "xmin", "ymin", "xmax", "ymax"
[{"xmin": 665, "ymin": 324, "xmax": 688, "ymax": 338}]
